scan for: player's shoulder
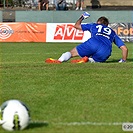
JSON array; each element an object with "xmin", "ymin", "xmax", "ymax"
[
  {"xmin": 84, "ymin": 22, "xmax": 93, "ymax": 26},
  {"xmin": 86, "ymin": 23, "xmax": 99, "ymax": 28},
  {"xmin": 91, "ymin": 23, "xmax": 98, "ymax": 26}
]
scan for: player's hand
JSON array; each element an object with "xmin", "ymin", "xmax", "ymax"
[
  {"xmin": 82, "ymin": 12, "xmax": 90, "ymax": 19},
  {"xmin": 118, "ymin": 59, "xmax": 126, "ymax": 63},
  {"xmin": 79, "ymin": 12, "xmax": 90, "ymax": 20}
]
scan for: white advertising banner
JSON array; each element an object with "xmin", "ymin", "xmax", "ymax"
[{"xmin": 46, "ymin": 23, "xmax": 91, "ymax": 42}]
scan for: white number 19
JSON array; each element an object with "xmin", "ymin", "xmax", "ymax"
[{"xmin": 96, "ymin": 25, "xmax": 111, "ymax": 35}]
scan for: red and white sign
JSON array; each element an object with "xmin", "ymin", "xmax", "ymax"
[{"xmin": 46, "ymin": 23, "xmax": 91, "ymax": 42}]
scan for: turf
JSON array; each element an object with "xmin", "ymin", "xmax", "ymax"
[{"xmin": 0, "ymin": 42, "xmax": 132, "ymax": 133}]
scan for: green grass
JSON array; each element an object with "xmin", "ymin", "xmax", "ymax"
[{"xmin": 0, "ymin": 42, "xmax": 132, "ymax": 133}]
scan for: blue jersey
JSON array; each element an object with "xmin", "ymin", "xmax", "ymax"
[{"xmin": 76, "ymin": 23, "xmax": 125, "ymax": 62}]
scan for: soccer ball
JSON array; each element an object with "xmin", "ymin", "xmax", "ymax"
[{"xmin": 0, "ymin": 99, "xmax": 30, "ymax": 131}]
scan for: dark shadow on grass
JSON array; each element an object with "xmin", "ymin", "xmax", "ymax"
[
  {"xmin": 27, "ymin": 121, "xmax": 49, "ymax": 130},
  {"xmin": 127, "ymin": 58, "xmax": 133, "ymax": 62},
  {"xmin": 106, "ymin": 58, "xmax": 133, "ymax": 63}
]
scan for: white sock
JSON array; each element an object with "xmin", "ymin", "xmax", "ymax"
[
  {"xmin": 88, "ymin": 57, "xmax": 96, "ymax": 63},
  {"xmin": 58, "ymin": 52, "xmax": 71, "ymax": 62}
]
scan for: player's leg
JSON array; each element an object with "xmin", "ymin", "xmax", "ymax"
[
  {"xmin": 57, "ymin": 41, "xmax": 95, "ymax": 63},
  {"xmin": 80, "ymin": 0, "xmax": 84, "ymax": 10},
  {"xmin": 45, "ymin": 41, "xmax": 93, "ymax": 63},
  {"xmin": 58, "ymin": 47, "xmax": 89, "ymax": 63},
  {"xmin": 75, "ymin": 1, "xmax": 80, "ymax": 10},
  {"xmin": 71, "ymin": 40, "xmax": 98, "ymax": 63},
  {"xmin": 70, "ymin": 48, "xmax": 88, "ymax": 63},
  {"xmin": 58, "ymin": 47, "xmax": 78, "ymax": 62},
  {"xmin": 45, "ymin": 3, "xmax": 49, "ymax": 10},
  {"xmin": 45, "ymin": 47, "xmax": 78, "ymax": 63}
]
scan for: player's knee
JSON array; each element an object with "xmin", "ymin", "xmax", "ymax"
[{"xmin": 70, "ymin": 48, "xmax": 79, "ymax": 57}]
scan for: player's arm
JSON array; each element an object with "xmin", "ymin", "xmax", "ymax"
[
  {"xmin": 74, "ymin": 17, "xmax": 82, "ymax": 30},
  {"xmin": 113, "ymin": 35, "xmax": 128, "ymax": 62},
  {"xmin": 74, "ymin": 12, "xmax": 90, "ymax": 30},
  {"xmin": 119, "ymin": 45, "xmax": 128, "ymax": 62}
]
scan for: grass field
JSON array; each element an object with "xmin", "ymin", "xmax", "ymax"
[{"xmin": 0, "ymin": 42, "xmax": 132, "ymax": 133}]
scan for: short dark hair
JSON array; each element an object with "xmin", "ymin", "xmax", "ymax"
[{"xmin": 97, "ymin": 17, "xmax": 109, "ymax": 26}]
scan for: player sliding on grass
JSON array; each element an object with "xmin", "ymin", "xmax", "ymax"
[{"xmin": 45, "ymin": 12, "xmax": 128, "ymax": 63}]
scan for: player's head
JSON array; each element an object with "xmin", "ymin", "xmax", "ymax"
[{"xmin": 97, "ymin": 16, "xmax": 109, "ymax": 26}]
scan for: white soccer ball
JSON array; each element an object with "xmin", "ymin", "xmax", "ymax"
[{"xmin": 0, "ymin": 99, "xmax": 30, "ymax": 131}]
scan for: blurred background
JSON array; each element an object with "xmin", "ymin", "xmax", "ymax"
[{"xmin": 0, "ymin": 0, "xmax": 132, "ymax": 11}]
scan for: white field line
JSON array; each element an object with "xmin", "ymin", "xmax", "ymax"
[
  {"xmin": 31, "ymin": 120, "xmax": 123, "ymax": 126},
  {"xmin": 57, "ymin": 122, "xmax": 123, "ymax": 126},
  {"xmin": 0, "ymin": 61, "xmax": 43, "ymax": 64},
  {"xmin": 1, "ymin": 52, "xmax": 119, "ymax": 55},
  {"xmin": 0, "ymin": 53, "xmax": 58, "ymax": 55}
]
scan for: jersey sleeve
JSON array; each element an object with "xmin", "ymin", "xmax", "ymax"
[
  {"xmin": 81, "ymin": 23, "xmax": 93, "ymax": 32},
  {"xmin": 113, "ymin": 35, "xmax": 125, "ymax": 48}
]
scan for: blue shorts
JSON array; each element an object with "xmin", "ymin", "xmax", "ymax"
[{"xmin": 76, "ymin": 38, "xmax": 112, "ymax": 62}]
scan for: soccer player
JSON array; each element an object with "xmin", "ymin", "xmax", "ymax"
[{"xmin": 45, "ymin": 12, "xmax": 128, "ymax": 63}]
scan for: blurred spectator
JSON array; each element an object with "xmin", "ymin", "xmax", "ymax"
[
  {"xmin": 32, "ymin": 0, "xmax": 38, "ymax": 7},
  {"xmin": 75, "ymin": 0, "xmax": 84, "ymax": 10},
  {"xmin": 91, "ymin": 0, "xmax": 101, "ymax": 9},
  {"xmin": 38, "ymin": 0, "xmax": 49, "ymax": 10},
  {"xmin": 54, "ymin": 0, "xmax": 67, "ymax": 10}
]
